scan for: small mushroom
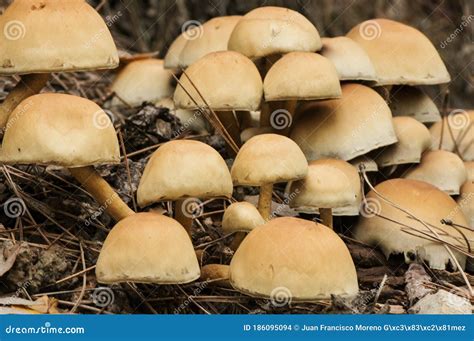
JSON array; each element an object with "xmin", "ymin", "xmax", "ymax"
[
  {"xmin": 0, "ymin": 93, "xmax": 133, "ymax": 221},
  {"xmin": 389, "ymin": 86, "xmax": 441, "ymax": 123},
  {"xmin": 288, "ymin": 159, "xmax": 361, "ymax": 228},
  {"xmin": 156, "ymin": 97, "xmax": 209, "ymax": 135},
  {"xmin": 137, "ymin": 140, "xmax": 233, "ymax": 234},
  {"xmin": 199, "ymin": 264, "xmax": 231, "ymax": 288},
  {"xmin": 222, "ymin": 202, "xmax": 265, "ymax": 250},
  {"xmin": 0, "ymin": 0, "xmax": 118, "ymax": 129},
  {"xmin": 96, "ymin": 213, "xmax": 200, "ymax": 284},
  {"xmin": 230, "ymin": 217, "xmax": 358, "ymax": 300},
  {"xmin": 231, "ymin": 134, "xmax": 308, "ymax": 220},
  {"xmin": 404, "ymin": 150, "xmax": 467, "ymax": 195}
]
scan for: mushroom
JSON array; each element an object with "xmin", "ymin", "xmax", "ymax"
[
  {"xmin": 346, "ymin": 19, "xmax": 450, "ymax": 86},
  {"xmin": 349, "ymin": 156, "xmax": 379, "ymax": 173},
  {"xmin": 156, "ymin": 97, "xmax": 209, "ymax": 135},
  {"xmin": 429, "ymin": 110, "xmax": 473, "ymax": 161},
  {"xmin": 457, "ymin": 181, "xmax": 474, "ymax": 228},
  {"xmin": 389, "ymin": 86, "xmax": 441, "ymax": 123},
  {"xmin": 465, "ymin": 162, "xmax": 474, "ymax": 181},
  {"xmin": 262, "ymin": 52, "xmax": 341, "ymax": 132},
  {"xmin": 96, "ymin": 213, "xmax": 200, "ymax": 284},
  {"xmin": 240, "ymin": 127, "xmax": 276, "ymax": 144},
  {"xmin": 199, "ymin": 264, "xmax": 231, "ymax": 288},
  {"xmin": 164, "ymin": 31, "xmax": 188, "ymax": 70},
  {"xmin": 0, "ymin": 0, "xmax": 118, "ymax": 130},
  {"xmin": 353, "ymin": 179, "xmax": 472, "ymax": 270},
  {"xmin": 231, "ymin": 134, "xmax": 308, "ymax": 220},
  {"xmin": 375, "ymin": 116, "xmax": 431, "ymax": 168},
  {"xmin": 137, "ymin": 140, "xmax": 233, "ymax": 234},
  {"xmin": 404, "ymin": 150, "xmax": 467, "ymax": 195},
  {"xmin": 0, "ymin": 93, "xmax": 133, "ymax": 221},
  {"xmin": 230, "ymin": 217, "xmax": 358, "ymax": 300},
  {"xmin": 173, "ymin": 51, "xmax": 263, "ymax": 149},
  {"xmin": 222, "ymin": 201, "xmax": 265, "ymax": 250},
  {"xmin": 320, "ymin": 36, "xmax": 377, "ymax": 81},
  {"xmin": 290, "ymin": 83, "xmax": 397, "ymax": 161},
  {"xmin": 288, "ymin": 159, "xmax": 361, "ymax": 228},
  {"xmin": 110, "ymin": 59, "xmax": 174, "ymax": 108}
]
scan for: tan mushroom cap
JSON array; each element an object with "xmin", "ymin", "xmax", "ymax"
[
  {"xmin": 429, "ymin": 110, "xmax": 474, "ymax": 161},
  {"xmin": 457, "ymin": 181, "xmax": 474, "ymax": 228},
  {"xmin": 404, "ymin": 150, "xmax": 467, "ymax": 195},
  {"xmin": 231, "ymin": 134, "xmax": 308, "ymax": 186},
  {"xmin": 376, "ymin": 116, "xmax": 431, "ymax": 167},
  {"xmin": 288, "ymin": 159, "xmax": 361, "ymax": 215},
  {"xmin": 222, "ymin": 202, "xmax": 265, "ymax": 233},
  {"xmin": 173, "ymin": 51, "xmax": 262, "ymax": 111},
  {"xmin": 110, "ymin": 59, "xmax": 174, "ymax": 107},
  {"xmin": 0, "ymin": 0, "xmax": 118, "ymax": 74},
  {"xmin": 320, "ymin": 37, "xmax": 377, "ymax": 81},
  {"xmin": 156, "ymin": 97, "xmax": 209, "ymax": 133},
  {"xmin": 346, "ymin": 19, "xmax": 450, "ymax": 86},
  {"xmin": 290, "ymin": 83, "xmax": 397, "ymax": 161},
  {"xmin": 389, "ymin": 86, "xmax": 441, "ymax": 123},
  {"xmin": 178, "ymin": 16, "xmax": 241, "ymax": 67},
  {"xmin": 164, "ymin": 31, "xmax": 188, "ymax": 69},
  {"xmin": 263, "ymin": 52, "xmax": 341, "ymax": 101},
  {"xmin": 349, "ymin": 156, "xmax": 378, "ymax": 173},
  {"xmin": 465, "ymin": 162, "xmax": 474, "ymax": 181},
  {"xmin": 96, "ymin": 213, "xmax": 200, "ymax": 284},
  {"xmin": 230, "ymin": 217, "xmax": 358, "ymax": 300},
  {"xmin": 354, "ymin": 179, "xmax": 471, "ymax": 270},
  {"xmin": 137, "ymin": 140, "xmax": 233, "ymax": 207},
  {"xmin": 0, "ymin": 93, "xmax": 119, "ymax": 167},
  {"xmin": 228, "ymin": 6, "xmax": 322, "ymax": 59}
]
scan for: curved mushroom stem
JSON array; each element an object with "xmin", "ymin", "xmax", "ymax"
[
  {"xmin": 215, "ymin": 111, "xmax": 241, "ymax": 150},
  {"xmin": 175, "ymin": 199, "xmax": 194, "ymax": 235},
  {"xmin": 0, "ymin": 74, "xmax": 50, "ymax": 130},
  {"xmin": 69, "ymin": 166, "xmax": 134, "ymax": 221},
  {"xmin": 229, "ymin": 232, "xmax": 246, "ymax": 251},
  {"xmin": 320, "ymin": 207, "xmax": 333, "ymax": 229},
  {"xmin": 199, "ymin": 264, "xmax": 231, "ymax": 288},
  {"xmin": 258, "ymin": 183, "xmax": 273, "ymax": 221}
]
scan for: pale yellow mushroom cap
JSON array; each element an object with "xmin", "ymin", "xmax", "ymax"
[
  {"xmin": 376, "ymin": 116, "xmax": 431, "ymax": 167},
  {"xmin": 457, "ymin": 181, "xmax": 474, "ymax": 228},
  {"xmin": 389, "ymin": 86, "xmax": 441, "ymax": 123},
  {"xmin": 96, "ymin": 213, "xmax": 200, "ymax": 284},
  {"xmin": 288, "ymin": 159, "xmax": 361, "ymax": 215},
  {"xmin": 230, "ymin": 217, "xmax": 358, "ymax": 300},
  {"xmin": 231, "ymin": 134, "xmax": 308, "ymax": 186},
  {"xmin": 137, "ymin": 140, "xmax": 233, "ymax": 207},
  {"xmin": 110, "ymin": 59, "xmax": 174, "ymax": 107},
  {"xmin": 290, "ymin": 83, "xmax": 397, "ymax": 161},
  {"xmin": 320, "ymin": 37, "xmax": 377, "ymax": 81},
  {"xmin": 263, "ymin": 52, "xmax": 341, "ymax": 101},
  {"xmin": 465, "ymin": 162, "xmax": 474, "ymax": 182},
  {"xmin": 164, "ymin": 32, "xmax": 188, "ymax": 69},
  {"xmin": 346, "ymin": 19, "xmax": 450, "ymax": 86},
  {"xmin": 228, "ymin": 6, "xmax": 322, "ymax": 59},
  {"xmin": 353, "ymin": 179, "xmax": 471, "ymax": 270},
  {"xmin": 0, "ymin": 93, "xmax": 119, "ymax": 167},
  {"xmin": 0, "ymin": 0, "xmax": 118, "ymax": 74},
  {"xmin": 173, "ymin": 51, "xmax": 263, "ymax": 111},
  {"xmin": 222, "ymin": 202, "xmax": 265, "ymax": 233},
  {"xmin": 404, "ymin": 150, "xmax": 467, "ymax": 195}
]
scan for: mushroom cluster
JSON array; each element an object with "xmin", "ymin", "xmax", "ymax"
[{"xmin": 1, "ymin": 2, "xmax": 472, "ymax": 309}]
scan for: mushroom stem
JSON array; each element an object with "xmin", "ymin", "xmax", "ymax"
[
  {"xmin": 229, "ymin": 232, "xmax": 246, "ymax": 251},
  {"xmin": 0, "ymin": 74, "xmax": 50, "ymax": 130},
  {"xmin": 69, "ymin": 166, "xmax": 134, "ymax": 221},
  {"xmin": 258, "ymin": 183, "xmax": 273, "ymax": 221},
  {"xmin": 320, "ymin": 208, "xmax": 333, "ymax": 229},
  {"xmin": 215, "ymin": 111, "xmax": 241, "ymax": 150},
  {"xmin": 175, "ymin": 199, "xmax": 194, "ymax": 235}
]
